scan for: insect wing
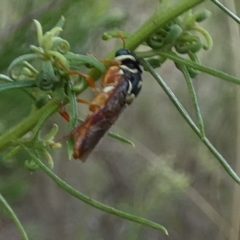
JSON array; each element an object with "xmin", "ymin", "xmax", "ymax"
[
  {"xmin": 73, "ymin": 79, "xmax": 129, "ymax": 161},
  {"xmin": 73, "ymin": 112, "xmax": 112, "ymax": 161}
]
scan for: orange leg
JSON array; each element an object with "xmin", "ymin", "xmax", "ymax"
[
  {"xmin": 59, "ymin": 98, "xmax": 100, "ymax": 122},
  {"xmin": 55, "ymin": 59, "xmax": 97, "ymax": 90},
  {"xmin": 59, "ymin": 96, "xmax": 101, "ymax": 122},
  {"xmin": 76, "ymin": 98, "xmax": 101, "ymax": 112},
  {"xmin": 117, "ymin": 33, "xmax": 126, "ymax": 47},
  {"xmin": 67, "ymin": 70, "xmax": 96, "ymax": 90}
]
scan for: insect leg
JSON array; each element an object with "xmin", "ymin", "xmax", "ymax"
[
  {"xmin": 59, "ymin": 101, "xmax": 70, "ymax": 122},
  {"xmin": 76, "ymin": 98, "xmax": 101, "ymax": 112},
  {"xmin": 55, "ymin": 58, "xmax": 97, "ymax": 90},
  {"xmin": 67, "ymin": 70, "xmax": 97, "ymax": 90}
]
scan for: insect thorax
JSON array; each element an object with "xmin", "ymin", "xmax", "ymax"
[{"xmin": 114, "ymin": 49, "xmax": 142, "ymax": 103}]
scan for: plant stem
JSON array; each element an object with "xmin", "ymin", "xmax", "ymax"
[
  {"xmin": 142, "ymin": 59, "xmax": 240, "ymax": 184},
  {"xmin": 123, "ymin": 0, "xmax": 205, "ymax": 50},
  {"xmin": 24, "ymin": 147, "xmax": 168, "ymax": 235},
  {"xmin": 211, "ymin": 0, "xmax": 240, "ymax": 24},
  {"xmin": 91, "ymin": 0, "xmax": 206, "ymax": 77},
  {"xmin": 179, "ymin": 64, "xmax": 205, "ymax": 137},
  {"xmin": 0, "ymin": 81, "xmax": 36, "ymax": 92},
  {"xmin": 158, "ymin": 51, "xmax": 240, "ymax": 85},
  {"xmin": 0, "ymin": 194, "xmax": 29, "ymax": 240},
  {"xmin": 0, "ymin": 100, "xmax": 58, "ymax": 151}
]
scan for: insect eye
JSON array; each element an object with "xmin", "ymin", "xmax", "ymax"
[{"xmin": 115, "ymin": 48, "xmax": 131, "ymax": 57}]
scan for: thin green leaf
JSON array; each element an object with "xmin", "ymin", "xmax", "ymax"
[
  {"xmin": 52, "ymin": 37, "xmax": 70, "ymax": 53},
  {"xmin": 66, "ymin": 81, "xmax": 77, "ymax": 160},
  {"xmin": 0, "ymin": 81, "xmax": 36, "ymax": 92},
  {"xmin": 22, "ymin": 62, "xmax": 38, "ymax": 75},
  {"xmin": 159, "ymin": 52, "xmax": 240, "ymax": 84},
  {"xmin": 8, "ymin": 53, "xmax": 39, "ymax": 74},
  {"xmin": 108, "ymin": 131, "xmax": 135, "ymax": 147},
  {"xmin": 48, "ymin": 50, "xmax": 69, "ymax": 68},
  {"xmin": 178, "ymin": 64, "xmax": 205, "ymax": 138},
  {"xmin": 41, "ymin": 27, "xmax": 62, "ymax": 51},
  {"xmin": 33, "ymin": 19, "xmax": 43, "ymax": 46},
  {"xmin": 65, "ymin": 52, "xmax": 106, "ymax": 73},
  {"xmin": 29, "ymin": 105, "xmax": 59, "ymax": 142},
  {"xmin": 211, "ymin": 0, "xmax": 240, "ymax": 24},
  {"xmin": 141, "ymin": 59, "xmax": 240, "ymax": 184},
  {"xmin": 54, "ymin": 16, "xmax": 65, "ymax": 28},
  {"xmin": 0, "ymin": 194, "xmax": 29, "ymax": 240},
  {"xmin": 68, "ymin": 81, "xmax": 77, "ymax": 129},
  {"xmin": 0, "ymin": 74, "xmax": 13, "ymax": 82},
  {"xmin": 3, "ymin": 146, "xmax": 21, "ymax": 160},
  {"xmin": 24, "ymin": 146, "xmax": 168, "ymax": 235},
  {"xmin": 44, "ymin": 124, "xmax": 59, "ymax": 142},
  {"xmin": 41, "ymin": 149, "xmax": 54, "ymax": 169}
]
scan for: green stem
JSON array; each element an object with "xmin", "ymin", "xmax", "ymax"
[
  {"xmin": 142, "ymin": 59, "xmax": 240, "ymax": 184},
  {"xmin": 0, "ymin": 81, "xmax": 36, "ymax": 92},
  {"xmin": 66, "ymin": 82, "xmax": 77, "ymax": 158},
  {"xmin": 141, "ymin": 59, "xmax": 201, "ymax": 136},
  {"xmin": 90, "ymin": 0, "xmax": 205, "ymax": 79},
  {"xmin": 24, "ymin": 147, "xmax": 168, "ymax": 235},
  {"xmin": 0, "ymin": 194, "xmax": 29, "ymax": 240},
  {"xmin": 191, "ymin": 25, "xmax": 213, "ymax": 49},
  {"xmin": 158, "ymin": 51, "xmax": 240, "ymax": 84},
  {"xmin": 118, "ymin": 0, "xmax": 205, "ymax": 51},
  {"xmin": 179, "ymin": 64, "xmax": 205, "ymax": 137},
  {"xmin": 0, "ymin": 100, "xmax": 58, "ymax": 151},
  {"xmin": 211, "ymin": 0, "xmax": 240, "ymax": 24},
  {"xmin": 108, "ymin": 131, "xmax": 135, "ymax": 147},
  {"xmin": 30, "ymin": 104, "xmax": 60, "ymax": 142},
  {"xmin": 68, "ymin": 82, "xmax": 77, "ymax": 130},
  {"xmin": 137, "ymin": 50, "xmax": 240, "ymax": 84}
]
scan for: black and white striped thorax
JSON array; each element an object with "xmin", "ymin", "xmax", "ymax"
[{"xmin": 115, "ymin": 48, "xmax": 142, "ymax": 104}]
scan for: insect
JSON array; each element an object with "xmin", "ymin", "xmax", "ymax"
[{"xmin": 63, "ymin": 48, "xmax": 142, "ymax": 161}]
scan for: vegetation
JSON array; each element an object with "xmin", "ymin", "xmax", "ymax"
[{"xmin": 0, "ymin": 0, "xmax": 240, "ymax": 239}]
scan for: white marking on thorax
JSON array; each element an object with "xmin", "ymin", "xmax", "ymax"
[
  {"xmin": 120, "ymin": 65, "xmax": 138, "ymax": 74},
  {"xmin": 103, "ymin": 86, "xmax": 115, "ymax": 93},
  {"xmin": 127, "ymin": 80, "xmax": 133, "ymax": 94},
  {"xmin": 118, "ymin": 69, "xmax": 124, "ymax": 75},
  {"xmin": 115, "ymin": 54, "xmax": 136, "ymax": 62},
  {"xmin": 137, "ymin": 80, "xmax": 143, "ymax": 88},
  {"xmin": 125, "ymin": 93, "xmax": 135, "ymax": 104}
]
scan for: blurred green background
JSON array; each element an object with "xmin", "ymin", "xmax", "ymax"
[{"xmin": 1, "ymin": 0, "xmax": 240, "ymax": 239}]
